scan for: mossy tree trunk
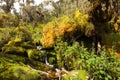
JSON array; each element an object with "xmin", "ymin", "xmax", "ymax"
[{"xmin": 88, "ymin": 0, "xmax": 118, "ymax": 52}]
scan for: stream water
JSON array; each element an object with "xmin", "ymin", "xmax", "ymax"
[{"xmin": 37, "ymin": 45, "xmax": 60, "ymax": 72}]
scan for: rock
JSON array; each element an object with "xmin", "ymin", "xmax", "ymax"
[
  {"xmin": 2, "ymin": 45, "xmax": 27, "ymax": 57},
  {"xmin": 27, "ymin": 49, "xmax": 45, "ymax": 62},
  {"xmin": 0, "ymin": 57, "xmax": 41, "ymax": 80}
]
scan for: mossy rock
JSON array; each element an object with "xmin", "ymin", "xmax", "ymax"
[
  {"xmin": 3, "ymin": 54, "xmax": 27, "ymax": 63},
  {"xmin": 14, "ymin": 27, "xmax": 33, "ymax": 42},
  {"xmin": 2, "ymin": 46, "xmax": 27, "ymax": 57},
  {"xmin": 28, "ymin": 60, "xmax": 53, "ymax": 72},
  {"xmin": 7, "ymin": 38, "xmax": 23, "ymax": 46},
  {"xmin": 27, "ymin": 49, "xmax": 45, "ymax": 62},
  {"xmin": 0, "ymin": 61, "xmax": 41, "ymax": 80},
  {"xmin": 0, "ymin": 56, "xmax": 48, "ymax": 80},
  {"xmin": 7, "ymin": 38, "xmax": 34, "ymax": 49},
  {"xmin": 20, "ymin": 42, "xmax": 34, "ymax": 49}
]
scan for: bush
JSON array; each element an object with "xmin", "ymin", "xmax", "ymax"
[
  {"xmin": 41, "ymin": 10, "xmax": 94, "ymax": 48},
  {"xmin": 0, "ymin": 13, "xmax": 19, "ymax": 27},
  {"xmin": 54, "ymin": 39, "xmax": 120, "ymax": 80}
]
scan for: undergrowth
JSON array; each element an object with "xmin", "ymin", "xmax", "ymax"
[{"xmin": 54, "ymin": 38, "xmax": 120, "ymax": 80}]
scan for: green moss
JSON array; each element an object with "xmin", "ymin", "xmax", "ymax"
[
  {"xmin": 2, "ymin": 46, "xmax": 26, "ymax": 56},
  {"xmin": 0, "ymin": 59, "xmax": 41, "ymax": 80},
  {"xmin": 20, "ymin": 42, "xmax": 34, "ymax": 49},
  {"xmin": 0, "ymin": 28, "xmax": 14, "ymax": 48},
  {"xmin": 28, "ymin": 60, "xmax": 53, "ymax": 71},
  {"xmin": 13, "ymin": 27, "xmax": 33, "ymax": 42},
  {"xmin": 27, "ymin": 49, "xmax": 45, "ymax": 62},
  {"xmin": 3, "ymin": 54, "xmax": 27, "ymax": 63}
]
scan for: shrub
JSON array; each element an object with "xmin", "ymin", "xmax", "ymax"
[
  {"xmin": 54, "ymin": 39, "xmax": 120, "ymax": 80},
  {"xmin": 41, "ymin": 10, "xmax": 94, "ymax": 48}
]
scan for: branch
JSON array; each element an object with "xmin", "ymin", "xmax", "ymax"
[{"xmin": 27, "ymin": 65, "xmax": 49, "ymax": 77}]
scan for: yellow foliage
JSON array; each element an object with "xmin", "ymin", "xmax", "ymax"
[
  {"xmin": 113, "ymin": 16, "xmax": 120, "ymax": 32},
  {"xmin": 7, "ymin": 40, "xmax": 15, "ymax": 45},
  {"xmin": 41, "ymin": 10, "xmax": 94, "ymax": 48},
  {"xmin": 115, "ymin": 52, "xmax": 120, "ymax": 58},
  {"xmin": 74, "ymin": 10, "xmax": 83, "ymax": 19},
  {"xmin": 7, "ymin": 38, "xmax": 22, "ymax": 46},
  {"xmin": 114, "ymin": 23, "xmax": 119, "ymax": 31},
  {"xmin": 41, "ymin": 26, "xmax": 55, "ymax": 48},
  {"xmin": 107, "ymin": 47, "xmax": 120, "ymax": 58},
  {"xmin": 0, "ymin": 13, "xmax": 10, "ymax": 19},
  {"xmin": 14, "ymin": 38, "xmax": 22, "ymax": 42},
  {"xmin": 74, "ymin": 10, "xmax": 90, "ymax": 28}
]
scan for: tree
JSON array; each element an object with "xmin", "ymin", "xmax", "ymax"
[
  {"xmin": 19, "ymin": 0, "xmax": 45, "ymax": 25},
  {"xmin": 0, "ymin": 0, "xmax": 15, "ymax": 13},
  {"xmin": 87, "ymin": 0, "xmax": 119, "ymax": 52}
]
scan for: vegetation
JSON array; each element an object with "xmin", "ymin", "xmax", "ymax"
[{"xmin": 0, "ymin": 0, "xmax": 120, "ymax": 80}]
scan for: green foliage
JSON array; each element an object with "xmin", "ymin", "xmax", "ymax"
[
  {"xmin": 0, "ymin": 1, "xmax": 119, "ymax": 80},
  {"xmin": 63, "ymin": 70, "xmax": 88, "ymax": 80},
  {"xmin": 54, "ymin": 37, "xmax": 68, "ymax": 68},
  {"xmin": 54, "ymin": 39, "xmax": 120, "ymax": 80},
  {"xmin": 27, "ymin": 23, "xmax": 44, "ymax": 44}
]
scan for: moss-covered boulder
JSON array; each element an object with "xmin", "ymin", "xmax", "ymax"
[
  {"xmin": 2, "ymin": 45, "xmax": 27, "ymax": 56},
  {"xmin": 13, "ymin": 27, "xmax": 33, "ymax": 42},
  {"xmin": 27, "ymin": 49, "xmax": 45, "ymax": 61},
  {"xmin": 41, "ymin": 10, "xmax": 94, "ymax": 48},
  {"xmin": 0, "ymin": 27, "xmax": 14, "ymax": 49},
  {"xmin": 0, "ymin": 57, "xmax": 42, "ymax": 80}
]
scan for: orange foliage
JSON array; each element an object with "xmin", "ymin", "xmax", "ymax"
[
  {"xmin": 41, "ymin": 24, "xmax": 74, "ymax": 48},
  {"xmin": 107, "ymin": 47, "xmax": 120, "ymax": 58},
  {"xmin": 115, "ymin": 52, "xmax": 120, "ymax": 58},
  {"xmin": 58, "ymin": 24, "xmax": 74, "ymax": 36},
  {"xmin": 41, "ymin": 26, "xmax": 55, "ymax": 48},
  {"xmin": 41, "ymin": 10, "xmax": 94, "ymax": 48}
]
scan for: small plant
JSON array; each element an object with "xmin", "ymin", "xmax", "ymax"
[{"xmin": 54, "ymin": 37, "xmax": 68, "ymax": 68}]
